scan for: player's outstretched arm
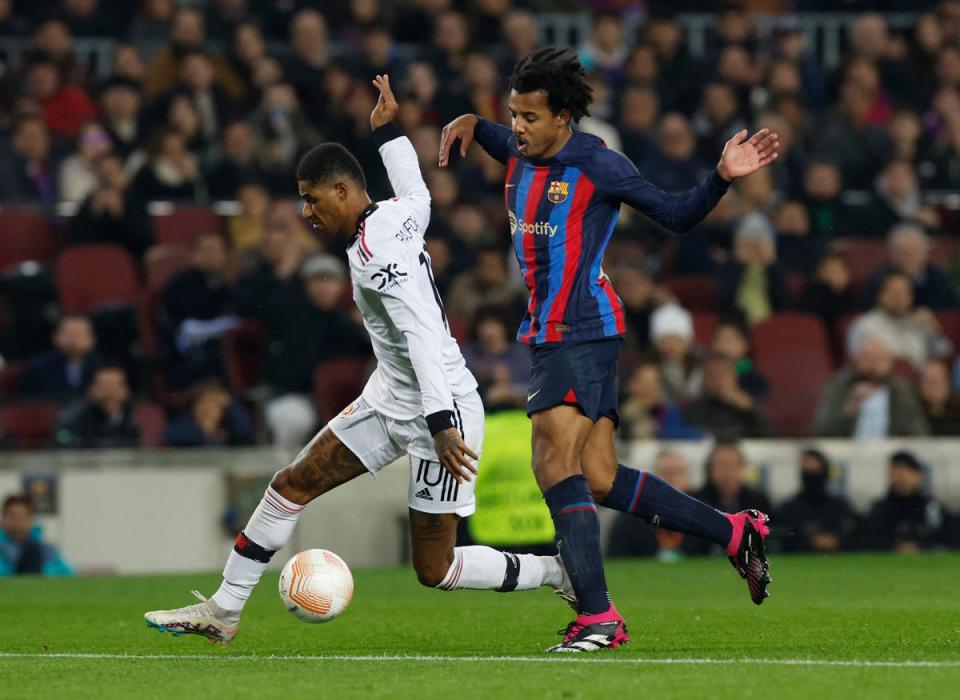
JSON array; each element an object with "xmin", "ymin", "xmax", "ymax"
[
  {"xmin": 370, "ymin": 74, "xmax": 429, "ymax": 210},
  {"xmin": 439, "ymin": 115, "xmax": 512, "ymax": 166},
  {"xmin": 716, "ymin": 128, "xmax": 780, "ymax": 181}
]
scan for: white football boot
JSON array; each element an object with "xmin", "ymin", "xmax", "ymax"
[
  {"xmin": 552, "ymin": 554, "xmax": 578, "ymax": 611},
  {"xmin": 144, "ymin": 591, "xmax": 240, "ymax": 647}
]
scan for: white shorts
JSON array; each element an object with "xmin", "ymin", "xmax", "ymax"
[{"xmin": 328, "ymin": 391, "xmax": 484, "ymax": 517}]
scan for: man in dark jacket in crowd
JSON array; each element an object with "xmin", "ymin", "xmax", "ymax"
[
  {"xmin": 53, "ymin": 364, "xmax": 139, "ymax": 448},
  {"xmin": 18, "ymin": 315, "xmax": 100, "ymax": 400},
  {"xmin": 864, "ymin": 450, "xmax": 946, "ymax": 553},
  {"xmin": 776, "ymin": 448, "xmax": 858, "ymax": 553}
]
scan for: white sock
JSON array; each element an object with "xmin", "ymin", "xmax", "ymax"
[
  {"xmin": 211, "ymin": 485, "xmax": 304, "ymax": 613},
  {"xmin": 436, "ymin": 546, "xmax": 562, "ymax": 591}
]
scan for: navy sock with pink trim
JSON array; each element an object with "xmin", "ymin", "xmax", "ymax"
[
  {"xmin": 544, "ymin": 474, "xmax": 610, "ymax": 615},
  {"xmin": 602, "ymin": 464, "xmax": 732, "ymax": 546}
]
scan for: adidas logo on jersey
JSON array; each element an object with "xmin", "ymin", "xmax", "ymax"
[{"xmin": 414, "ymin": 488, "xmax": 433, "ymax": 501}]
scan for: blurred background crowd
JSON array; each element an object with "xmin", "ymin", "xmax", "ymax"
[
  {"xmin": 0, "ymin": 0, "xmax": 959, "ymax": 569},
  {"xmin": 0, "ymin": 1, "xmax": 959, "ymax": 538}
]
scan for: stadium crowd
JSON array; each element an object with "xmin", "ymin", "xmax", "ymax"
[{"xmin": 0, "ymin": 1, "xmax": 959, "ymax": 549}]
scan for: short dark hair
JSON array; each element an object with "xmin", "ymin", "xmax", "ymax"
[
  {"xmin": 2, "ymin": 494, "xmax": 33, "ymax": 515},
  {"xmin": 510, "ymin": 48, "xmax": 593, "ymax": 122},
  {"xmin": 296, "ymin": 143, "xmax": 366, "ymax": 189}
]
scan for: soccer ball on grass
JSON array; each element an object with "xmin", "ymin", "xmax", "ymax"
[{"xmin": 279, "ymin": 549, "xmax": 354, "ymax": 623}]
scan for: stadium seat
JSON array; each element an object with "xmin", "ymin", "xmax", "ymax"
[
  {"xmin": 935, "ymin": 311, "xmax": 960, "ymax": 349},
  {"xmin": 752, "ymin": 313, "xmax": 834, "ymax": 437},
  {"xmin": 144, "ymin": 244, "xmax": 190, "ymax": 292},
  {"xmin": 222, "ymin": 320, "xmax": 268, "ymax": 394},
  {"xmin": 55, "ymin": 245, "xmax": 141, "ymax": 314},
  {"xmin": 834, "ymin": 313, "xmax": 860, "ymax": 363},
  {"xmin": 448, "ymin": 317, "xmax": 471, "ymax": 347},
  {"xmin": 664, "ymin": 274, "xmax": 716, "ymax": 311},
  {"xmin": 0, "ymin": 402, "xmax": 61, "ymax": 449},
  {"xmin": 0, "ymin": 361, "xmax": 24, "ymax": 399},
  {"xmin": 831, "ymin": 238, "xmax": 886, "ymax": 288},
  {"xmin": 313, "ymin": 358, "xmax": 368, "ymax": 425},
  {"xmin": 691, "ymin": 311, "xmax": 718, "ymax": 347},
  {"xmin": 0, "ymin": 209, "xmax": 57, "ymax": 271},
  {"xmin": 153, "ymin": 207, "xmax": 224, "ymax": 246},
  {"xmin": 134, "ymin": 402, "xmax": 167, "ymax": 448}
]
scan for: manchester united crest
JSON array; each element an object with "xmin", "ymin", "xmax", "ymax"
[{"xmin": 547, "ymin": 180, "xmax": 569, "ymax": 204}]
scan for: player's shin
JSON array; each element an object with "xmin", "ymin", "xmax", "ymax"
[
  {"xmin": 601, "ymin": 464, "xmax": 733, "ymax": 546},
  {"xmin": 211, "ymin": 484, "xmax": 305, "ymax": 614},
  {"xmin": 544, "ymin": 475, "xmax": 611, "ymax": 615},
  {"xmin": 435, "ymin": 546, "xmax": 562, "ymax": 591}
]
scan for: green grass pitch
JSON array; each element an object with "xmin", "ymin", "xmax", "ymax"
[{"xmin": 2, "ymin": 553, "xmax": 959, "ymax": 699}]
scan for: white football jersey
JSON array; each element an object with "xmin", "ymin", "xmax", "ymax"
[{"xmin": 347, "ymin": 130, "xmax": 477, "ymax": 422}]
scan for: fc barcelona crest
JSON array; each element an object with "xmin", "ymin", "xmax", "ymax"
[{"xmin": 547, "ymin": 180, "xmax": 569, "ymax": 204}]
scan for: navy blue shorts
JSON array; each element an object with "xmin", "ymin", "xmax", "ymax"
[{"xmin": 526, "ymin": 338, "xmax": 623, "ymax": 425}]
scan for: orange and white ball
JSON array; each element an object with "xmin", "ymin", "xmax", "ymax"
[{"xmin": 279, "ymin": 549, "xmax": 354, "ymax": 623}]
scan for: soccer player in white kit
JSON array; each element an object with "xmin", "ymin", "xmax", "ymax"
[{"xmin": 144, "ymin": 75, "xmax": 572, "ymax": 646}]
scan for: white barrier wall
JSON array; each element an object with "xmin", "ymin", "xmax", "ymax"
[{"xmin": 1, "ymin": 439, "xmax": 958, "ymax": 574}]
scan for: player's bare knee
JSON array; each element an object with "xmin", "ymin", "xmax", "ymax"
[{"xmin": 413, "ymin": 556, "xmax": 451, "ymax": 588}]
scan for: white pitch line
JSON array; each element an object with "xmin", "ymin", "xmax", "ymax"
[{"xmin": 0, "ymin": 652, "xmax": 958, "ymax": 669}]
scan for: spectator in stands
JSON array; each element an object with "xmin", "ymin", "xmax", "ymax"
[
  {"xmin": 158, "ymin": 49, "xmax": 241, "ymax": 152},
  {"xmin": 650, "ymin": 303, "xmax": 703, "ymax": 402},
  {"xmin": 688, "ymin": 443, "xmax": 773, "ymax": 555},
  {"xmin": 865, "ymin": 223, "xmax": 960, "ymax": 310},
  {"xmin": 229, "ymin": 22, "xmax": 268, "ymax": 92},
  {"xmin": 871, "ymin": 160, "xmax": 941, "ymax": 234},
  {"xmin": 612, "ymin": 264, "xmax": 660, "ymax": 363},
  {"xmin": 205, "ymin": 121, "xmax": 271, "ymax": 200},
  {"xmin": 53, "ymin": 364, "xmax": 139, "ymax": 448},
  {"xmin": 499, "ymin": 9, "xmax": 538, "ymax": 76},
  {"xmin": 24, "ymin": 51, "xmax": 98, "ymax": 141},
  {"xmin": 607, "ymin": 450, "xmax": 702, "ymax": 561},
  {"xmin": 128, "ymin": 0, "xmax": 174, "ymax": 48},
  {"xmin": 864, "ymin": 450, "xmax": 945, "ymax": 553},
  {"xmin": 0, "ymin": 116, "xmax": 60, "ymax": 205},
  {"xmin": 32, "ymin": 18, "xmax": 86, "ymax": 86},
  {"xmin": 710, "ymin": 318, "xmax": 768, "ymax": 399},
  {"xmin": 446, "ymin": 246, "xmax": 527, "ymax": 325},
  {"xmin": 0, "ymin": 0, "xmax": 29, "ymax": 37},
  {"xmin": 164, "ymin": 381, "xmax": 253, "ymax": 447},
  {"xmin": 683, "ymin": 353, "xmax": 770, "ymax": 440},
  {"xmin": 818, "ymin": 80, "xmax": 890, "ymax": 190},
  {"xmin": 776, "ymin": 448, "xmax": 857, "ymax": 553},
  {"xmin": 848, "ymin": 270, "xmax": 952, "ymax": 371},
  {"xmin": 692, "ymin": 82, "xmax": 747, "ymax": 167},
  {"xmin": 802, "ymin": 160, "xmax": 850, "ymax": 242},
  {"xmin": 0, "ymin": 494, "xmax": 73, "ymax": 577},
  {"xmin": 224, "ymin": 182, "xmax": 270, "ymax": 254},
  {"xmin": 813, "ymin": 334, "xmax": 929, "ymax": 438},
  {"xmin": 918, "ymin": 360, "xmax": 960, "ymax": 435},
  {"xmin": 463, "ymin": 306, "xmax": 530, "ymax": 414},
  {"xmin": 57, "ymin": 121, "xmax": 114, "ymax": 205},
  {"xmin": 716, "ymin": 213, "xmax": 791, "ymax": 326},
  {"xmin": 799, "ymin": 252, "xmax": 858, "ymax": 334},
  {"xmin": 130, "ymin": 128, "xmax": 201, "ymax": 202},
  {"xmin": 644, "ymin": 16, "xmax": 702, "ymax": 115},
  {"xmin": 283, "ymin": 9, "xmax": 329, "ymax": 121},
  {"xmin": 773, "ymin": 199, "xmax": 820, "ymax": 275},
  {"xmin": 617, "ymin": 85, "xmax": 660, "ymax": 165},
  {"xmin": 111, "ymin": 43, "xmax": 146, "ymax": 83},
  {"xmin": 142, "ymin": 7, "xmax": 244, "ymax": 100},
  {"xmin": 250, "ymin": 83, "xmax": 322, "ymax": 183},
  {"xmin": 261, "ymin": 255, "xmax": 369, "ymax": 450},
  {"xmin": 429, "ymin": 10, "xmax": 471, "ymax": 84},
  {"xmin": 159, "ymin": 233, "xmax": 239, "ymax": 389},
  {"xmin": 639, "ymin": 113, "xmax": 709, "ymax": 192},
  {"xmin": 97, "ymin": 76, "xmax": 144, "ymax": 160},
  {"xmin": 70, "ymin": 153, "xmax": 155, "ymax": 259},
  {"xmin": 234, "ymin": 203, "xmax": 311, "ymax": 316},
  {"xmin": 17, "ymin": 315, "xmax": 100, "ymax": 400},
  {"xmin": 618, "ymin": 363, "xmax": 702, "ymax": 441}
]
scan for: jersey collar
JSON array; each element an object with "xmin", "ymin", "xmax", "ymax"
[{"xmin": 354, "ymin": 202, "xmax": 379, "ymax": 239}]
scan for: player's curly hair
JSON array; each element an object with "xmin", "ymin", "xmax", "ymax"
[
  {"xmin": 296, "ymin": 143, "xmax": 367, "ymax": 189},
  {"xmin": 509, "ymin": 48, "xmax": 593, "ymax": 122}
]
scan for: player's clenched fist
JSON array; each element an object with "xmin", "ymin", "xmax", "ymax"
[
  {"xmin": 370, "ymin": 74, "xmax": 399, "ymax": 130},
  {"xmin": 438, "ymin": 114, "xmax": 479, "ymax": 167}
]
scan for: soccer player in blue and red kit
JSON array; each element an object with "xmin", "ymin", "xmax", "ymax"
[{"xmin": 440, "ymin": 48, "xmax": 780, "ymax": 652}]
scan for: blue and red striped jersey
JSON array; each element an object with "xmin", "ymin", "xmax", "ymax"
[{"xmin": 475, "ymin": 118, "xmax": 730, "ymax": 345}]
